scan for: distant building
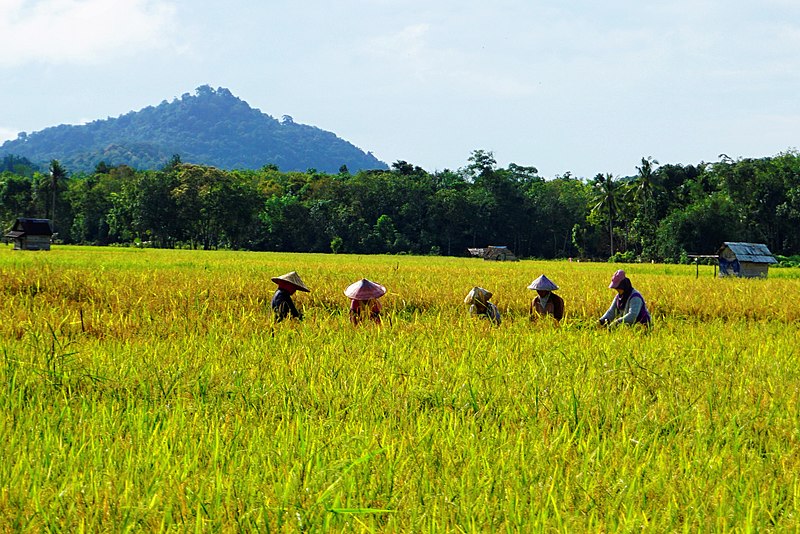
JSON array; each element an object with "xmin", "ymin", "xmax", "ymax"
[
  {"xmin": 718, "ymin": 242, "xmax": 777, "ymax": 278},
  {"xmin": 467, "ymin": 245, "xmax": 519, "ymax": 261},
  {"xmin": 4, "ymin": 218, "xmax": 53, "ymax": 250}
]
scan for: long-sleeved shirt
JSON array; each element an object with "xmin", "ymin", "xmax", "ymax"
[
  {"xmin": 350, "ymin": 299, "xmax": 381, "ymax": 325},
  {"xmin": 469, "ymin": 302, "xmax": 502, "ymax": 325},
  {"xmin": 531, "ymin": 293, "xmax": 565, "ymax": 320},
  {"xmin": 271, "ymin": 288, "xmax": 302, "ymax": 322},
  {"xmin": 600, "ymin": 289, "xmax": 650, "ymax": 327}
]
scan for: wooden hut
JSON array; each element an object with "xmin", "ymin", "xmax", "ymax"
[
  {"xmin": 718, "ymin": 242, "xmax": 776, "ymax": 278},
  {"xmin": 468, "ymin": 245, "xmax": 519, "ymax": 261},
  {"xmin": 4, "ymin": 218, "xmax": 53, "ymax": 250}
]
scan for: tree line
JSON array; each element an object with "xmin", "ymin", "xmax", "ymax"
[{"xmin": 2, "ymin": 150, "xmax": 800, "ymax": 261}]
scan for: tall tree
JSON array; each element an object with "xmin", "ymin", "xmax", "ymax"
[
  {"xmin": 631, "ymin": 157, "xmax": 659, "ymax": 204},
  {"xmin": 49, "ymin": 160, "xmax": 67, "ymax": 232},
  {"xmin": 0, "ymin": 173, "xmax": 34, "ymax": 227},
  {"xmin": 591, "ymin": 173, "xmax": 622, "ymax": 257},
  {"xmin": 629, "ymin": 156, "xmax": 660, "ymax": 258},
  {"xmin": 466, "ymin": 150, "xmax": 497, "ymax": 184}
]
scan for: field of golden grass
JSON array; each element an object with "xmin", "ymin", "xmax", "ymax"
[{"xmin": 1, "ymin": 246, "xmax": 798, "ymax": 531}]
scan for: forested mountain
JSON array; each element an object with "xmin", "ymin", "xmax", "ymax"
[{"xmin": 0, "ymin": 86, "xmax": 387, "ymax": 173}]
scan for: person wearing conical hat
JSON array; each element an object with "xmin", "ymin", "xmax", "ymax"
[
  {"xmin": 599, "ymin": 269, "xmax": 651, "ymax": 328},
  {"xmin": 528, "ymin": 274, "xmax": 564, "ymax": 321},
  {"xmin": 464, "ymin": 286, "xmax": 501, "ymax": 325},
  {"xmin": 345, "ymin": 278, "xmax": 386, "ymax": 325},
  {"xmin": 271, "ymin": 271, "xmax": 310, "ymax": 322}
]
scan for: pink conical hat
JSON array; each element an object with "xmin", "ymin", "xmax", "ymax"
[
  {"xmin": 527, "ymin": 274, "xmax": 559, "ymax": 291},
  {"xmin": 344, "ymin": 279, "xmax": 386, "ymax": 300}
]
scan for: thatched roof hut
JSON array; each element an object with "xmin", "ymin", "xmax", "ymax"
[{"xmin": 468, "ymin": 245, "xmax": 519, "ymax": 261}]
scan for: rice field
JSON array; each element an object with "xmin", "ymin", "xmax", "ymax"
[{"xmin": 1, "ymin": 246, "xmax": 798, "ymax": 531}]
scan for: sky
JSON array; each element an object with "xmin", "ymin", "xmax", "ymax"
[{"xmin": 1, "ymin": 0, "xmax": 799, "ymax": 179}]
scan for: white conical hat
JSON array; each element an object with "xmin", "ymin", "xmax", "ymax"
[
  {"xmin": 464, "ymin": 286, "xmax": 492, "ymax": 305},
  {"xmin": 271, "ymin": 271, "xmax": 310, "ymax": 292},
  {"xmin": 527, "ymin": 274, "xmax": 558, "ymax": 291},
  {"xmin": 344, "ymin": 279, "xmax": 386, "ymax": 300}
]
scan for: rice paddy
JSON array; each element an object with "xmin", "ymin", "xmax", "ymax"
[{"xmin": 1, "ymin": 246, "xmax": 798, "ymax": 531}]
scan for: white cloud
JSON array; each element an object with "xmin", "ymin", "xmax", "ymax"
[
  {"xmin": 365, "ymin": 24, "xmax": 433, "ymax": 78},
  {"xmin": 0, "ymin": 126, "xmax": 20, "ymax": 143},
  {"xmin": 0, "ymin": 0, "xmax": 178, "ymax": 67},
  {"xmin": 361, "ymin": 23, "xmax": 536, "ymax": 98}
]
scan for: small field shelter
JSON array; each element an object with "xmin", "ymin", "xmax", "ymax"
[
  {"xmin": 4, "ymin": 218, "xmax": 53, "ymax": 250},
  {"xmin": 467, "ymin": 245, "xmax": 519, "ymax": 261},
  {"xmin": 718, "ymin": 242, "xmax": 776, "ymax": 278}
]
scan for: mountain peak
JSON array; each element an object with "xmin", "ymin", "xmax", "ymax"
[{"xmin": 0, "ymin": 86, "xmax": 387, "ymax": 173}]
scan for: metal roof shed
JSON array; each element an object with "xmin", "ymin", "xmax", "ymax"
[{"xmin": 718, "ymin": 242, "xmax": 777, "ymax": 278}]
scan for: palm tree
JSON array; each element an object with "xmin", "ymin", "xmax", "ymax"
[
  {"xmin": 48, "ymin": 160, "xmax": 67, "ymax": 232},
  {"xmin": 630, "ymin": 156, "xmax": 659, "ymax": 205},
  {"xmin": 591, "ymin": 173, "xmax": 621, "ymax": 256},
  {"xmin": 628, "ymin": 156, "xmax": 660, "ymax": 258}
]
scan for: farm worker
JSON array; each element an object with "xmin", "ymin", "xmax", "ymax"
[
  {"xmin": 345, "ymin": 278, "xmax": 386, "ymax": 325},
  {"xmin": 464, "ymin": 286, "xmax": 501, "ymax": 325},
  {"xmin": 599, "ymin": 269, "xmax": 651, "ymax": 328},
  {"xmin": 528, "ymin": 274, "xmax": 564, "ymax": 321},
  {"xmin": 271, "ymin": 271, "xmax": 310, "ymax": 322}
]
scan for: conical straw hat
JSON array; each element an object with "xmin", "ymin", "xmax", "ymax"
[
  {"xmin": 344, "ymin": 278, "xmax": 386, "ymax": 300},
  {"xmin": 527, "ymin": 274, "xmax": 558, "ymax": 291},
  {"xmin": 271, "ymin": 271, "xmax": 310, "ymax": 292},
  {"xmin": 464, "ymin": 286, "xmax": 492, "ymax": 305}
]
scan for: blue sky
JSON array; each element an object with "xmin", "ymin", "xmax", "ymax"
[{"xmin": 1, "ymin": 0, "xmax": 799, "ymax": 178}]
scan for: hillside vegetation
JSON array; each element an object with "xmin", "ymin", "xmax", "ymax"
[{"xmin": 0, "ymin": 86, "xmax": 386, "ymax": 174}]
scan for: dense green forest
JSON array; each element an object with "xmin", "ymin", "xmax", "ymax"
[
  {"xmin": 0, "ymin": 86, "xmax": 386, "ymax": 174},
  {"xmin": 3, "ymin": 149, "xmax": 800, "ymax": 261}
]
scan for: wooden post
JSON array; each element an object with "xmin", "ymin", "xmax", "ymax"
[{"xmin": 688, "ymin": 254, "xmax": 720, "ymax": 278}]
